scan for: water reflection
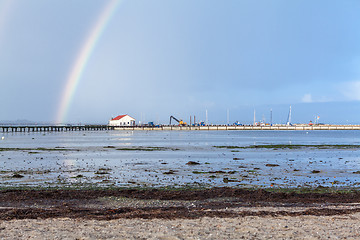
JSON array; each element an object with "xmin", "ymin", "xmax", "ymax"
[{"xmin": 1, "ymin": 130, "xmax": 360, "ymax": 188}]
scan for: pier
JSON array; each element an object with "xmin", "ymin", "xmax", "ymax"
[
  {"xmin": 0, "ymin": 125, "xmax": 114, "ymax": 133},
  {"xmin": 113, "ymin": 124, "xmax": 360, "ymax": 131},
  {"xmin": 2, "ymin": 124, "xmax": 360, "ymax": 133}
]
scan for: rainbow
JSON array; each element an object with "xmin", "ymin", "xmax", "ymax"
[{"xmin": 56, "ymin": 0, "xmax": 123, "ymax": 124}]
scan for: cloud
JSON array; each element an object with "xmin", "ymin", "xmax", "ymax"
[
  {"xmin": 340, "ymin": 81, "xmax": 360, "ymax": 101},
  {"xmin": 301, "ymin": 93, "xmax": 313, "ymax": 103}
]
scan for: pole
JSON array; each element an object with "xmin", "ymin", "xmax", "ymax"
[
  {"xmin": 206, "ymin": 110, "xmax": 208, "ymax": 126},
  {"xmin": 253, "ymin": 109, "xmax": 256, "ymax": 126}
]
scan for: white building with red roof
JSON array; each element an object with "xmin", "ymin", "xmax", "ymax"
[{"xmin": 108, "ymin": 114, "xmax": 136, "ymax": 126}]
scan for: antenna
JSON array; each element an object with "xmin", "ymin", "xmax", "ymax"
[{"xmin": 287, "ymin": 105, "xmax": 292, "ymax": 126}]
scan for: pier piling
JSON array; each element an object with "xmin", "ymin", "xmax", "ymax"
[{"xmin": 0, "ymin": 125, "xmax": 115, "ymax": 133}]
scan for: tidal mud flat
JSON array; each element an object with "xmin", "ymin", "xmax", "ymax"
[
  {"xmin": 1, "ymin": 130, "xmax": 360, "ymax": 238},
  {"xmin": 1, "ymin": 130, "xmax": 360, "ymax": 189}
]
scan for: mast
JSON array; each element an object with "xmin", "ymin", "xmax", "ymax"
[
  {"xmin": 287, "ymin": 105, "xmax": 292, "ymax": 126},
  {"xmin": 253, "ymin": 109, "xmax": 256, "ymax": 126},
  {"xmin": 206, "ymin": 110, "xmax": 208, "ymax": 126}
]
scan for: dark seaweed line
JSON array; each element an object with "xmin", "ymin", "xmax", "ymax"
[
  {"xmin": 214, "ymin": 144, "xmax": 360, "ymax": 149},
  {"xmin": 115, "ymin": 147, "xmax": 179, "ymax": 151},
  {"xmin": 1, "ymin": 207, "xmax": 360, "ymax": 220}
]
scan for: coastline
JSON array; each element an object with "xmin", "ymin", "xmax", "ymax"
[{"xmin": 0, "ymin": 187, "xmax": 360, "ymax": 239}]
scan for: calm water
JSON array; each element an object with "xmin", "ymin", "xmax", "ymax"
[{"xmin": 1, "ymin": 130, "xmax": 360, "ymax": 188}]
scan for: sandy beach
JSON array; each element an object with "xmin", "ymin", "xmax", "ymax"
[
  {"xmin": 1, "ymin": 211, "xmax": 360, "ymax": 239},
  {"xmin": 0, "ymin": 188, "xmax": 360, "ymax": 239}
]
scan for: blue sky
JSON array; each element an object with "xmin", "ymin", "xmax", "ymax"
[{"xmin": 1, "ymin": 0, "xmax": 360, "ymax": 124}]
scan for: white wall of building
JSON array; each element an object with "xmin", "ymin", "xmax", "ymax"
[{"xmin": 109, "ymin": 115, "xmax": 136, "ymax": 126}]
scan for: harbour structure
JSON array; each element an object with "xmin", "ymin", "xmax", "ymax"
[
  {"xmin": 0, "ymin": 125, "xmax": 114, "ymax": 132},
  {"xmin": 108, "ymin": 114, "xmax": 136, "ymax": 126},
  {"xmin": 2, "ymin": 124, "xmax": 360, "ymax": 132},
  {"xmin": 112, "ymin": 124, "xmax": 360, "ymax": 131}
]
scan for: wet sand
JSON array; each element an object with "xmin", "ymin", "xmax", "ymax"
[
  {"xmin": 2, "ymin": 144, "xmax": 360, "ymax": 189},
  {"xmin": 2, "ymin": 130, "xmax": 360, "ymax": 189}
]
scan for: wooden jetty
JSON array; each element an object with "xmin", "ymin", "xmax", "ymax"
[
  {"xmin": 2, "ymin": 124, "xmax": 360, "ymax": 133},
  {"xmin": 0, "ymin": 125, "xmax": 114, "ymax": 133}
]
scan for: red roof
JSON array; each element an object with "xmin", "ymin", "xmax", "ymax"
[{"xmin": 112, "ymin": 115, "xmax": 127, "ymax": 120}]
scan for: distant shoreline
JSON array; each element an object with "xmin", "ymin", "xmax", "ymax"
[{"xmin": 2, "ymin": 124, "xmax": 360, "ymax": 132}]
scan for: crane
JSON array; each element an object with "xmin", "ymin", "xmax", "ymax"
[{"xmin": 169, "ymin": 116, "xmax": 187, "ymax": 126}]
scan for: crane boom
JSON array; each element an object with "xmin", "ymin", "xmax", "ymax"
[
  {"xmin": 170, "ymin": 116, "xmax": 180, "ymax": 125},
  {"xmin": 170, "ymin": 116, "xmax": 187, "ymax": 126}
]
